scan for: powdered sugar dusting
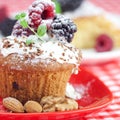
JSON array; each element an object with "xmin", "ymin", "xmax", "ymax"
[
  {"xmin": 0, "ymin": 35, "xmax": 81, "ymax": 68},
  {"xmin": 28, "ymin": 0, "xmax": 55, "ymax": 14}
]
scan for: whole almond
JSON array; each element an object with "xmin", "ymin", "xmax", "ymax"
[
  {"xmin": 24, "ymin": 101, "xmax": 42, "ymax": 113},
  {"xmin": 3, "ymin": 97, "xmax": 24, "ymax": 113}
]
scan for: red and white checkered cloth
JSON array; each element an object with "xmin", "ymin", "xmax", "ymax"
[
  {"xmin": 81, "ymin": 59, "xmax": 120, "ymax": 119},
  {"xmin": 0, "ymin": 0, "xmax": 120, "ymax": 16},
  {"xmin": 0, "ymin": 0, "xmax": 120, "ymax": 119},
  {"xmin": 81, "ymin": 0, "xmax": 120, "ymax": 119},
  {"xmin": 90, "ymin": 0, "xmax": 120, "ymax": 14}
]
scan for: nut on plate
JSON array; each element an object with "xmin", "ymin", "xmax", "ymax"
[
  {"xmin": 40, "ymin": 96, "xmax": 78, "ymax": 112},
  {"xmin": 3, "ymin": 97, "xmax": 24, "ymax": 113},
  {"xmin": 24, "ymin": 100, "xmax": 42, "ymax": 113},
  {"xmin": 55, "ymin": 98, "xmax": 78, "ymax": 111}
]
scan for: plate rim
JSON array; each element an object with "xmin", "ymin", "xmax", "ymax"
[
  {"xmin": 0, "ymin": 67, "xmax": 113, "ymax": 118},
  {"xmin": 82, "ymin": 48, "xmax": 120, "ymax": 64}
]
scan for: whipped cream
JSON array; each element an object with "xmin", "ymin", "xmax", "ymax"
[
  {"xmin": 0, "ymin": 35, "xmax": 81, "ymax": 67},
  {"xmin": 66, "ymin": 83, "xmax": 82, "ymax": 100}
]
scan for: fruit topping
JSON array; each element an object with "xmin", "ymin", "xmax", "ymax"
[
  {"xmin": 12, "ymin": 12, "xmax": 47, "ymax": 43},
  {"xmin": 12, "ymin": 21, "xmax": 33, "ymax": 37},
  {"xmin": 12, "ymin": 0, "xmax": 77, "ymax": 44},
  {"xmin": 28, "ymin": 0, "xmax": 55, "ymax": 29},
  {"xmin": 12, "ymin": 0, "xmax": 55, "ymax": 39},
  {"xmin": 57, "ymin": 0, "xmax": 83, "ymax": 12},
  {"xmin": 48, "ymin": 14, "xmax": 77, "ymax": 43},
  {"xmin": 95, "ymin": 34, "xmax": 113, "ymax": 52},
  {"xmin": 0, "ymin": 18, "xmax": 17, "ymax": 37},
  {"xmin": 0, "ymin": 6, "xmax": 17, "ymax": 37}
]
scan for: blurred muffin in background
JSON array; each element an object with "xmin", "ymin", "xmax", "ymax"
[{"xmin": 72, "ymin": 16, "xmax": 120, "ymax": 52}]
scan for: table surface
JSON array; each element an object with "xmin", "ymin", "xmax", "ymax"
[
  {"xmin": 81, "ymin": 59, "xmax": 120, "ymax": 120},
  {"xmin": 81, "ymin": 1, "xmax": 120, "ymax": 119},
  {"xmin": 0, "ymin": 0, "xmax": 120, "ymax": 119}
]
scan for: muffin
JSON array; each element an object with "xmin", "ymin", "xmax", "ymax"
[
  {"xmin": 72, "ymin": 16, "xmax": 120, "ymax": 51},
  {"xmin": 0, "ymin": 0, "xmax": 82, "ymax": 103}
]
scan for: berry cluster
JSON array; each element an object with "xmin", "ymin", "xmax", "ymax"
[
  {"xmin": 12, "ymin": 22, "xmax": 33, "ymax": 37},
  {"xmin": 12, "ymin": 0, "xmax": 77, "ymax": 43},
  {"xmin": 49, "ymin": 15, "xmax": 77, "ymax": 43},
  {"xmin": 12, "ymin": 0, "xmax": 55, "ymax": 37}
]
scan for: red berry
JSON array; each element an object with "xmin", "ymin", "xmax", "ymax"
[
  {"xmin": 12, "ymin": 0, "xmax": 55, "ymax": 37},
  {"xmin": 29, "ymin": 11, "xmax": 42, "ymax": 29},
  {"xmin": 95, "ymin": 34, "xmax": 113, "ymax": 52},
  {"xmin": 28, "ymin": 0, "xmax": 55, "ymax": 29}
]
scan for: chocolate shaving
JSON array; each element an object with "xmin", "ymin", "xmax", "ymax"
[
  {"xmin": 37, "ymin": 49, "xmax": 43, "ymax": 55},
  {"xmin": 24, "ymin": 54, "xmax": 29, "ymax": 60},
  {"xmin": 59, "ymin": 57, "xmax": 66, "ymax": 61},
  {"xmin": 75, "ymin": 56, "xmax": 78, "ymax": 60},
  {"xmin": 62, "ymin": 53, "xmax": 65, "ymax": 56},
  {"xmin": 19, "ymin": 44, "xmax": 23, "ymax": 48},
  {"xmin": 49, "ymin": 53, "xmax": 53, "ymax": 57},
  {"xmin": 14, "ymin": 38, "xmax": 18, "ymax": 43},
  {"xmin": 23, "ymin": 48, "xmax": 27, "ymax": 52},
  {"xmin": 30, "ymin": 53, "xmax": 35, "ymax": 59},
  {"xmin": 3, "ymin": 41, "xmax": 13, "ymax": 48}
]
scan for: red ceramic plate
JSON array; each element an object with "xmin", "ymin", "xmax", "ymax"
[{"xmin": 0, "ymin": 67, "xmax": 113, "ymax": 120}]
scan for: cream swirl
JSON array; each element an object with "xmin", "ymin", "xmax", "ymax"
[{"xmin": 0, "ymin": 35, "xmax": 81, "ymax": 67}]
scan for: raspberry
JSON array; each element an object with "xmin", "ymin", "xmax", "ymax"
[
  {"xmin": 12, "ymin": 0, "xmax": 55, "ymax": 37},
  {"xmin": 95, "ymin": 34, "xmax": 113, "ymax": 52},
  {"xmin": 12, "ymin": 22, "xmax": 33, "ymax": 37},
  {"xmin": 28, "ymin": 0, "xmax": 55, "ymax": 29},
  {"xmin": 49, "ymin": 15, "xmax": 77, "ymax": 43}
]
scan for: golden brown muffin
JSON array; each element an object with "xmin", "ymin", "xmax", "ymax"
[
  {"xmin": 72, "ymin": 16, "xmax": 120, "ymax": 49},
  {"xmin": 0, "ymin": 0, "xmax": 82, "ymax": 104},
  {"xmin": 0, "ymin": 36, "xmax": 81, "ymax": 103}
]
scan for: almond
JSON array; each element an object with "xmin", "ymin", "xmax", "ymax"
[
  {"xmin": 3, "ymin": 97, "xmax": 24, "ymax": 113},
  {"xmin": 24, "ymin": 101, "xmax": 42, "ymax": 113}
]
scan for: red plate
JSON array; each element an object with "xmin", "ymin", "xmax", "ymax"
[{"xmin": 0, "ymin": 67, "xmax": 113, "ymax": 120}]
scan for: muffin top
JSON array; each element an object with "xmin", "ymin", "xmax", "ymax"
[
  {"xmin": 0, "ymin": 35, "xmax": 81, "ymax": 65},
  {"xmin": 0, "ymin": 0, "xmax": 82, "ymax": 72}
]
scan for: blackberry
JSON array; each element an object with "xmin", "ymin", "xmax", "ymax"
[
  {"xmin": 49, "ymin": 15, "xmax": 77, "ymax": 43},
  {"xmin": 57, "ymin": 0, "xmax": 84, "ymax": 12},
  {"xmin": 12, "ymin": 22, "xmax": 33, "ymax": 37},
  {"xmin": 0, "ymin": 18, "xmax": 17, "ymax": 36}
]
